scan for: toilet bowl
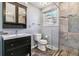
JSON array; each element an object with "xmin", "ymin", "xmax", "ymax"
[{"xmin": 34, "ymin": 34, "xmax": 47, "ymax": 51}]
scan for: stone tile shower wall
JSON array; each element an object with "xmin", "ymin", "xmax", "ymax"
[{"xmin": 59, "ymin": 2, "xmax": 79, "ymax": 50}]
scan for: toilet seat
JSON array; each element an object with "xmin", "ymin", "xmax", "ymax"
[{"xmin": 38, "ymin": 39, "xmax": 47, "ymax": 44}]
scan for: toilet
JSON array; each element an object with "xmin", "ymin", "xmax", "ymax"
[{"xmin": 34, "ymin": 34, "xmax": 47, "ymax": 51}]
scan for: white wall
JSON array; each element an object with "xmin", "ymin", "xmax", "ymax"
[
  {"xmin": 27, "ymin": 3, "xmax": 41, "ymax": 34},
  {"xmin": 0, "ymin": 2, "xmax": 2, "ymax": 56},
  {"xmin": 0, "ymin": 2, "xmax": 2, "ymax": 32},
  {"xmin": 26, "ymin": 3, "xmax": 42, "ymax": 48}
]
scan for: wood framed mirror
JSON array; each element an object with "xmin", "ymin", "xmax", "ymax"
[
  {"xmin": 3, "ymin": 2, "xmax": 27, "ymax": 28},
  {"xmin": 3, "ymin": 2, "xmax": 16, "ymax": 23},
  {"xmin": 18, "ymin": 6, "xmax": 26, "ymax": 24}
]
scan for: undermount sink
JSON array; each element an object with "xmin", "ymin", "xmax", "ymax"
[
  {"xmin": 17, "ymin": 33, "xmax": 30, "ymax": 36},
  {"xmin": 2, "ymin": 33, "xmax": 31, "ymax": 40}
]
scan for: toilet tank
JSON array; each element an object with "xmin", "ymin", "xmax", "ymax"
[{"xmin": 34, "ymin": 34, "xmax": 41, "ymax": 41}]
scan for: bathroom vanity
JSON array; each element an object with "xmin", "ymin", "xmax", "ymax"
[
  {"xmin": 0, "ymin": 2, "xmax": 31, "ymax": 56},
  {"xmin": 0, "ymin": 34, "xmax": 31, "ymax": 56}
]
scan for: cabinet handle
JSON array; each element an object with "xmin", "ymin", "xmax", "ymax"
[
  {"xmin": 27, "ymin": 47, "xmax": 28, "ymax": 49},
  {"xmin": 11, "ymin": 52, "xmax": 14, "ymax": 55},
  {"xmin": 10, "ymin": 44, "xmax": 14, "ymax": 46}
]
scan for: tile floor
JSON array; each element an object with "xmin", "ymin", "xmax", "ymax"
[{"xmin": 31, "ymin": 47, "xmax": 79, "ymax": 56}]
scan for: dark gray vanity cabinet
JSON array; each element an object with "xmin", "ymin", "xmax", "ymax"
[{"xmin": 2, "ymin": 36, "xmax": 31, "ymax": 56}]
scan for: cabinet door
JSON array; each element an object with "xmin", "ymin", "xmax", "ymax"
[
  {"xmin": 4, "ymin": 2, "xmax": 16, "ymax": 23},
  {"xmin": 18, "ymin": 5, "xmax": 26, "ymax": 24},
  {"xmin": 4, "ymin": 36, "xmax": 31, "ymax": 56},
  {"xmin": 3, "ymin": 2, "xmax": 27, "ymax": 28},
  {"xmin": 5, "ymin": 46, "xmax": 28, "ymax": 56}
]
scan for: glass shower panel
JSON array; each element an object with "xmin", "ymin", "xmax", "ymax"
[{"xmin": 68, "ymin": 15, "xmax": 79, "ymax": 32}]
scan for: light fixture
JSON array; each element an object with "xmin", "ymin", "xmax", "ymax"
[{"xmin": 39, "ymin": 2, "xmax": 52, "ymax": 7}]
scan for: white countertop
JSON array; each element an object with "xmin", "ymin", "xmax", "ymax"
[{"xmin": 2, "ymin": 33, "xmax": 31, "ymax": 40}]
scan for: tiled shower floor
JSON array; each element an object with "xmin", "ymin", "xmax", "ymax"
[{"xmin": 31, "ymin": 47, "xmax": 79, "ymax": 56}]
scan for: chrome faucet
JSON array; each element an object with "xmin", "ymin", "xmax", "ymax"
[{"xmin": 16, "ymin": 30, "xmax": 18, "ymax": 35}]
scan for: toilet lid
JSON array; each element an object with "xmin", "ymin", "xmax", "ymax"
[{"xmin": 39, "ymin": 39, "xmax": 47, "ymax": 44}]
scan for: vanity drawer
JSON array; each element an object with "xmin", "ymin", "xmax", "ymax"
[
  {"xmin": 5, "ymin": 46, "xmax": 29, "ymax": 56},
  {"xmin": 26, "ymin": 36, "xmax": 31, "ymax": 45},
  {"xmin": 3, "ymin": 36, "xmax": 31, "ymax": 56},
  {"xmin": 4, "ymin": 36, "xmax": 31, "ymax": 49}
]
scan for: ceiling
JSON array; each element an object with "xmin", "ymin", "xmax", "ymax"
[{"xmin": 29, "ymin": 2, "xmax": 53, "ymax": 9}]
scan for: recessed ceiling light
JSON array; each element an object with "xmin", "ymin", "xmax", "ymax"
[{"xmin": 30, "ymin": 2, "xmax": 52, "ymax": 8}]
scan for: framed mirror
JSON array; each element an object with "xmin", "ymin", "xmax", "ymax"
[
  {"xmin": 5, "ymin": 2, "xmax": 16, "ymax": 23},
  {"xmin": 3, "ymin": 2, "xmax": 27, "ymax": 28},
  {"xmin": 18, "ymin": 6, "xmax": 26, "ymax": 24}
]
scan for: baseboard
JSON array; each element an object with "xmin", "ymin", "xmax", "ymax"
[
  {"xmin": 31, "ymin": 45, "xmax": 37, "ymax": 49},
  {"xmin": 47, "ymin": 45, "xmax": 58, "ymax": 50},
  {"xmin": 47, "ymin": 45, "xmax": 52, "ymax": 49},
  {"xmin": 32, "ymin": 44, "xmax": 58, "ymax": 50},
  {"xmin": 53, "ymin": 46, "xmax": 58, "ymax": 50}
]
